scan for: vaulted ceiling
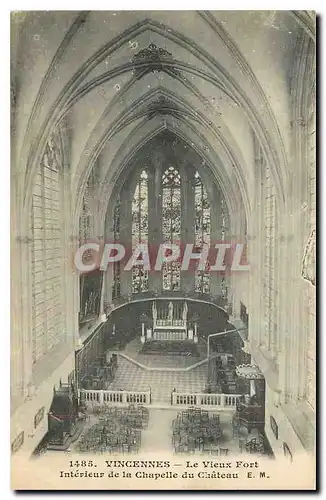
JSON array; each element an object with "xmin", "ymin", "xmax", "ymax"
[{"xmin": 11, "ymin": 10, "xmax": 315, "ymax": 229}]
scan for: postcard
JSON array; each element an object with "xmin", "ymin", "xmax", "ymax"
[{"xmin": 11, "ymin": 10, "xmax": 316, "ymax": 490}]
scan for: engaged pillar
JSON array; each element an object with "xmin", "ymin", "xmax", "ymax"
[{"xmin": 148, "ymin": 159, "xmax": 163, "ymax": 293}]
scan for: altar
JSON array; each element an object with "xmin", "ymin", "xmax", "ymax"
[{"xmin": 141, "ymin": 300, "xmax": 198, "ymax": 343}]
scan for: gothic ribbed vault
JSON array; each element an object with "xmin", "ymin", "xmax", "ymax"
[
  {"xmin": 11, "ymin": 10, "xmax": 307, "ymax": 231},
  {"xmin": 10, "ymin": 11, "xmax": 316, "ymax": 463}
]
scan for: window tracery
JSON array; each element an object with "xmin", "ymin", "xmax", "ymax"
[
  {"xmin": 30, "ymin": 129, "xmax": 64, "ymax": 362},
  {"xmin": 221, "ymin": 197, "xmax": 229, "ymax": 300},
  {"xmin": 194, "ymin": 171, "xmax": 211, "ymax": 294},
  {"xmin": 132, "ymin": 170, "xmax": 149, "ymax": 294},
  {"xmin": 162, "ymin": 166, "xmax": 181, "ymax": 291}
]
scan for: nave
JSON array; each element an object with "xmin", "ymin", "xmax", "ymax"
[
  {"xmin": 11, "ymin": 12, "xmax": 316, "ymax": 474},
  {"xmin": 42, "ymin": 405, "xmax": 270, "ymax": 458}
]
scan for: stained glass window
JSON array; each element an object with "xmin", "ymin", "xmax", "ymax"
[
  {"xmin": 194, "ymin": 171, "xmax": 211, "ymax": 294},
  {"xmin": 79, "ymin": 195, "xmax": 91, "ymax": 242},
  {"xmin": 112, "ymin": 197, "xmax": 121, "ymax": 299},
  {"xmin": 162, "ymin": 166, "xmax": 181, "ymax": 290},
  {"xmin": 79, "ymin": 169, "xmax": 96, "ymax": 244},
  {"xmin": 132, "ymin": 170, "xmax": 149, "ymax": 294},
  {"xmin": 221, "ymin": 196, "xmax": 229, "ymax": 300}
]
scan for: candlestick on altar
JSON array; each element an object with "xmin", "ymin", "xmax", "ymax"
[
  {"xmin": 141, "ymin": 322, "xmax": 145, "ymax": 344},
  {"xmin": 168, "ymin": 301, "xmax": 173, "ymax": 322},
  {"xmin": 183, "ymin": 301, "xmax": 188, "ymax": 321},
  {"xmin": 152, "ymin": 301, "xmax": 157, "ymax": 328},
  {"xmin": 193, "ymin": 323, "xmax": 198, "ymax": 343}
]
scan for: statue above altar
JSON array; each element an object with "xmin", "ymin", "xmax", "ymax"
[
  {"xmin": 182, "ymin": 301, "xmax": 188, "ymax": 322},
  {"xmin": 168, "ymin": 301, "xmax": 174, "ymax": 323},
  {"xmin": 150, "ymin": 300, "xmax": 192, "ymax": 341},
  {"xmin": 152, "ymin": 301, "xmax": 157, "ymax": 322},
  {"xmin": 142, "ymin": 300, "xmax": 198, "ymax": 343}
]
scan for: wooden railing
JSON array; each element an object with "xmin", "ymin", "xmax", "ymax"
[
  {"xmin": 171, "ymin": 392, "xmax": 241, "ymax": 409},
  {"xmin": 79, "ymin": 389, "xmax": 151, "ymax": 406}
]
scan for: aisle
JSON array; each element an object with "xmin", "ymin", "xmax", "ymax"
[{"xmin": 141, "ymin": 409, "xmax": 176, "ymax": 453}]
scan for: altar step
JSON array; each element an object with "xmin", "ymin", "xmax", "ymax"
[
  {"xmin": 107, "ymin": 357, "xmax": 208, "ymax": 405},
  {"xmin": 152, "ymin": 331, "xmax": 187, "ymax": 341},
  {"xmin": 113, "ymin": 350, "xmax": 208, "ymax": 372},
  {"xmin": 111, "ymin": 337, "xmax": 208, "ymax": 371}
]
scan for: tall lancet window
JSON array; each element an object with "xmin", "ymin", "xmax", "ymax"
[
  {"xmin": 30, "ymin": 129, "xmax": 64, "ymax": 362},
  {"xmin": 162, "ymin": 166, "xmax": 181, "ymax": 290},
  {"xmin": 194, "ymin": 171, "xmax": 211, "ymax": 294},
  {"xmin": 221, "ymin": 197, "xmax": 229, "ymax": 300},
  {"xmin": 132, "ymin": 170, "xmax": 149, "ymax": 294},
  {"xmin": 112, "ymin": 197, "xmax": 121, "ymax": 299}
]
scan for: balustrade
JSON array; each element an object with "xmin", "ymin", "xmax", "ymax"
[
  {"xmin": 80, "ymin": 389, "xmax": 238, "ymax": 409},
  {"xmin": 80, "ymin": 389, "xmax": 151, "ymax": 406},
  {"xmin": 171, "ymin": 392, "xmax": 240, "ymax": 409}
]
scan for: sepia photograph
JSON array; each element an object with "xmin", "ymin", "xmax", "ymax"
[{"xmin": 10, "ymin": 9, "xmax": 316, "ymax": 490}]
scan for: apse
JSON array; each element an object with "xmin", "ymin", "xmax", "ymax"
[{"xmin": 104, "ymin": 130, "xmax": 231, "ymax": 302}]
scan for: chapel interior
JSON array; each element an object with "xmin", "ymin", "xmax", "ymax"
[{"xmin": 11, "ymin": 10, "xmax": 316, "ymax": 461}]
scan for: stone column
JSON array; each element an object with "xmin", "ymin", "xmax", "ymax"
[
  {"xmin": 71, "ymin": 238, "xmax": 80, "ymax": 346},
  {"xmin": 65, "ymin": 186, "xmax": 80, "ymax": 347},
  {"xmin": 277, "ymin": 210, "xmax": 291, "ymax": 404},
  {"xmin": 61, "ymin": 165, "xmax": 70, "ymax": 343},
  {"xmin": 60, "ymin": 123, "xmax": 79, "ymax": 348},
  {"xmin": 253, "ymin": 150, "xmax": 265, "ymax": 348},
  {"xmin": 180, "ymin": 164, "xmax": 195, "ymax": 293},
  {"xmin": 11, "ymin": 234, "xmax": 23, "ymax": 402},
  {"xmin": 86, "ymin": 173, "xmax": 97, "ymax": 242},
  {"xmin": 119, "ymin": 182, "xmax": 132, "ymax": 298},
  {"xmin": 148, "ymin": 159, "xmax": 162, "ymax": 293},
  {"xmin": 210, "ymin": 186, "xmax": 222, "ymax": 299},
  {"xmin": 101, "ymin": 211, "xmax": 114, "ymax": 311},
  {"xmin": 286, "ymin": 120, "xmax": 309, "ymax": 403},
  {"xmin": 11, "ymin": 191, "xmax": 31, "ymax": 403},
  {"xmin": 19, "ymin": 213, "xmax": 33, "ymax": 399}
]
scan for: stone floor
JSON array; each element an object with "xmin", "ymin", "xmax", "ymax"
[
  {"xmin": 122, "ymin": 338, "xmax": 208, "ymax": 369},
  {"xmin": 107, "ymin": 357, "xmax": 208, "ymax": 404}
]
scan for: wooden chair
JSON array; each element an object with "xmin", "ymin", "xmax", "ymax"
[
  {"xmin": 210, "ymin": 445, "xmax": 219, "ymax": 456},
  {"xmin": 232, "ymin": 423, "xmax": 240, "ymax": 438},
  {"xmin": 212, "ymin": 414, "xmax": 220, "ymax": 425},
  {"xmin": 195, "ymin": 436, "xmax": 204, "ymax": 451}
]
